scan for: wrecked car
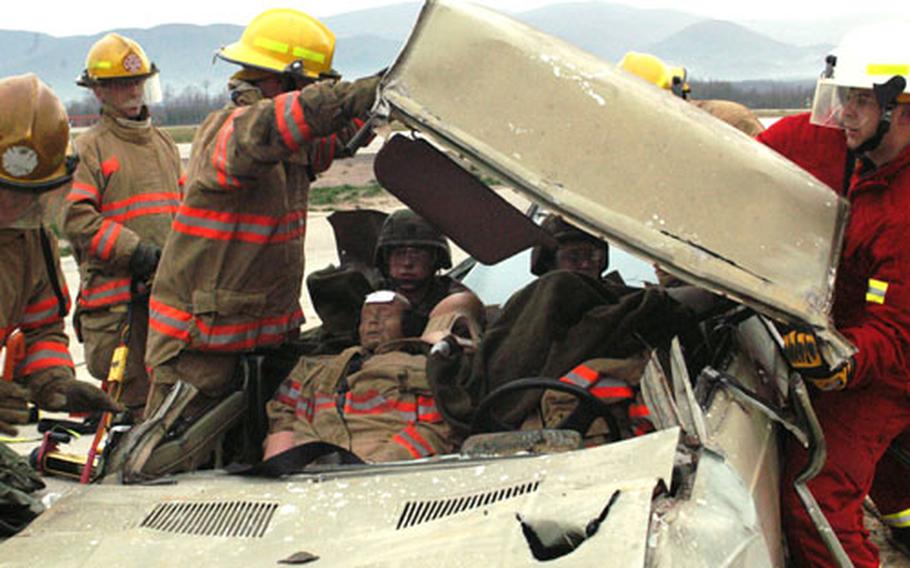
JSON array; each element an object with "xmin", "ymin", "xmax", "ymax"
[{"xmin": 1, "ymin": 1, "xmax": 856, "ymax": 566}]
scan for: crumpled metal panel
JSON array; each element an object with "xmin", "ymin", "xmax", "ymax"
[
  {"xmin": 380, "ymin": 0, "xmax": 850, "ymax": 340},
  {"xmin": 2, "ymin": 429, "xmax": 680, "ymax": 567}
]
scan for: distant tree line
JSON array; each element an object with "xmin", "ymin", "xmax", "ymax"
[
  {"xmin": 67, "ymin": 79, "xmax": 819, "ymax": 127},
  {"xmin": 67, "ymin": 82, "xmax": 229, "ymax": 127},
  {"xmin": 689, "ymin": 79, "xmax": 816, "ymax": 110}
]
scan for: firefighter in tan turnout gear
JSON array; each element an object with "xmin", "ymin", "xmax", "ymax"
[
  {"xmin": 0, "ymin": 74, "xmax": 122, "ymax": 436},
  {"xmin": 115, "ymin": 8, "xmax": 382, "ymax": 478},
  {"xmin": 263, "ymin": 291, "xmax": 477, "ymax": 464},
  {"xmin": 63, "ymin": 33, "xmax": 183, "ymax": 418}
]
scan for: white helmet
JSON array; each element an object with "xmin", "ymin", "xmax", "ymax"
[{"xmin": 810, "ymin": 22, "xmax": 910, "ymax": 130}]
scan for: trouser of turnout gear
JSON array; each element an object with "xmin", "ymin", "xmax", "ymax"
[
  {"xmin": 869, "ymin": 429, "xmax": 910, "ymax": 550},
  {"xmin": 80, "ymin": 300, "xmax": 151, "ymax": 415},
  {"xmin": 781, "ymin": 380, "xmax": 910, "ymax": 568},
  {"xmin": 144, "ymin": 350, "xmax": 241, "ymax": 422}
]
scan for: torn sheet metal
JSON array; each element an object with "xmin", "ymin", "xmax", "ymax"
[{"xmin": 380, "ymin": 0, "xmax": 850, "ymax": 349}]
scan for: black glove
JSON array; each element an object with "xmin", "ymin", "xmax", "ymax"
[
  {"xmin": 782, "ymin": 330, "xmax": 853, "ymax": 391},
  {"xmin": 129, "ymin": 241, "xmax": 162, "ymax": 281},
  {"xmin": 34, "ymin": 379, "xmax": 123, "ymax": 414},
  {"xmin": 0, "ymin": 382, "xmax": 30, "ymax": 436},
  {"xmin": 339, "ymin": 75, "xmax": 381, "ymax": 119}
]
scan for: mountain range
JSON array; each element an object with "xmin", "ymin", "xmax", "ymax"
[{"xmin": 0, "ymin": 1, "xmax": 864, "ymax": 103}]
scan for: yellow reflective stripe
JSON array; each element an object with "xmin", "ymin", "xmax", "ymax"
[
  {"xmin": 882, "ymin": 507, "xmax": 910, "ymax": 528},
  {"xmin": 867, "ymin": 63, "xmax": 910, "ymax": 76},
  {"xmin": 866, "ymin": 278, "xmax": 888, "ymax": 304},
  {"xmin": 91, "ymin": 61, "xmax": 113, "ymax": 70},
  {"xmin": 254, "ymin": 37, "xmax": 289, "ymax": 55},
  {"xmin": 291, "ymin": 46, "xmax": 325, "ymax": 64}
]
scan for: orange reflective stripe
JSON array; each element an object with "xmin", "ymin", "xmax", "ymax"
[
  {"xmin": 79, "ymin": 278, "xmax": 131, "ymax": 309},
  {"xmin": 211, "ymin": 108, "xmax": 247, "ymax": 190},
  {"xmin": 274, "ymin": 91, "xmax": 312, "ymax": 152},
  {"xmin": 21, "ymin": 291, "xmax": 70, "ymax": 329},
  {"xmin": 101, "ymin": 156, "xmax": 120, "ymax": 178},
  {"xmin": 560, "ymin": 363, "xmax": 599, "ymax": 387},
  {"xmin": 17, "ymin": 341, "xmax": 73, "ymax": 376},
  {"xmin": 172, "ymin": 204, "xmax": 306, "ymax": 244},
  {"xmin": 417, "ymin": 395, "xmax": 442, "ymax": 422},
  {"xmin": 67, "ymin": 182, "xmax": 100, "ymax": 203},
  {"xmin": 90, "ymin": 219, "xmax": 123, "ymax": 261},
  {"xmin": 101, "ymin": 192, "xmax": 181, "ymax": 222},
  {"xmin": 148, "ymin": 297, "xmax": 192, "ymax": 342},
  {"xmin": 392, "ymin": 424, "xmax": 435, "ymax": 459}
]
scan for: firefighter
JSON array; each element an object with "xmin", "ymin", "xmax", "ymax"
[
  {"xmin": 619, "ymin": 51, "xmax": 765, "ymax": 137},
  {"xmin": 0, "ymin": 73, "xmax": 122, "ymax": 434},
  {"xmin": 263, "ymin": 290, "xmax": 463, "ymax": 463},
  {"xmin": 530, "ymin": 214, "xmax": 609, "ymax": 280},
  {"xmin": 63, "ymin": 33, "xmax": 183, "ymax": 419},
  {"xmin": 374, "ymin": 209, "xmax": 476, "ymax": 318},
  {"xmin": 118, "ymin": 8, "xmax": 382, "ymax": 477},
  {"xmin": 757, "ymin": 57, "xmax": 910, "ymax": 559},
  {"xmin": 770, "ymin": 24, "xmax": 910, "ymax": 568}
]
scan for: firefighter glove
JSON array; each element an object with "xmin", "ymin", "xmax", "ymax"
[
  {"xmin": 0, "ymin": 382, "xmax": 30, "ymax": 436},
  {"xmin": 339, "ymin": 75, "xmax": 381, "ymax": 119},
  {"xmin": 34, "ymin": 378, "xmax": 123, "ymax": 414},
  {"xmin": 129, "ymin": 241, "xmax": 161, "ymax": 281},
  {"xmin": 782, "ymin": 330, "xmax": 853, "ymax": 391}
]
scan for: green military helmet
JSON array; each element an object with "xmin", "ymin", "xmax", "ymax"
[
  {"xmin": 530, "ymin": 214, "xmax": 609, "ymax": 276},
  {"xmin": 374, "ymin": 209, "xmax": 452, "ymax": 276}
]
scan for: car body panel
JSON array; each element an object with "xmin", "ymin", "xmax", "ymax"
[
  {"xmin": 379, "ymin": 0, "xmax": 851, "ymax": 359},
  {"xmin": 3, "ymin": 429, "xmax": 680, "ymax": 567}
]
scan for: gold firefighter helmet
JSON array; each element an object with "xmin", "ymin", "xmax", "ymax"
[
  {"xmin": 77, "ymin": 33, "xmax": 159, "ymax": 87},
  {"xmin": 0, "ymin": 74, "xmax": 75, "ymax": 190},
  {"xmin": 216, "ymin": 8, "xmax": 337, "ymax": 79}
]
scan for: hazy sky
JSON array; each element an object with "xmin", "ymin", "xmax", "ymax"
[{"xmin": 9, "ymin": 0, "xmax": 910, "ymax": 37}]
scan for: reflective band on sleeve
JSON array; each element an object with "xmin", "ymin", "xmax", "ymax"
[
  {"xmin": 392, "ymin": 424, "xmax": 435, "ymax": 459},
  {"xmin": 274, "ymin": 92, "xmax": 313, "ymax": 152},
  {"xmin": 17, "ymin": 341, "xmax": 73, "ymax": 376},
  {"xmin": 417, "ymin": 395, "xmax": 442, "ymax": 422},
  {"xmin": 559, "ymin": 364, "xmax": 599, "ymax": 387},
  {"xmin": 21, "ymin": 293, "xmax": 68, "ymax": 329},
  {"xmin": 867, "ymin": 63, "xmax": 910, "ymax": 76},
  {"xmin": 211, "ymin": 108, "xmax": 247, "ymax": 190},
  {"xmin": 67, "ymin": 182, "xmax": 100, "ymax": 203},
  {"xmin": 882, "ymin": 507, "xmax": 910, "ymax": 528},
  {"xmin": 90, "ymin": 219, "xmax": 123, "ymax": 261},
  {"xmin": 866, "ymin": 278, "xmax": 889, "ymax": 304}
]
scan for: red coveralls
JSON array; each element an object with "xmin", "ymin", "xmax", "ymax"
[{"xmin": 760, "ymin": 114, "xmax": 910, "ymax": 567}]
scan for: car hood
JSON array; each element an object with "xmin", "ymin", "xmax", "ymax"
[
  {"xmin": 3, "ymin": 430, "xmax": 679, "ymax": 567},
  {"xmin": 375, "ymin": 0, "xmax": 851, "ymax": 356}
]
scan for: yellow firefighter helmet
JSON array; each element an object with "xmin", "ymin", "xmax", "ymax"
[
  {"xmin": 77, "ymin": 33, "xmax": 158, "ymax": 87},
  {"xmin": 619, "ymin": 51, "xmax": 690, "ymax": 98},
  {"xmin": 216, "ymin": 8, "xmax": 337, "ymax": 79},
  {"xmin": 0, "ymin": 74, "xmax": 74, "ymax": 190}
]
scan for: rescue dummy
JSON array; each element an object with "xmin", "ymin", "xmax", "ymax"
[
  {"xmin": 0, "ymin": 74, "xmax": 122, "ymax": 533},
  {"xmin": 115, "ymin": 8, "xmax": 383, "ymax": 479},
  {"xmin": 768, "ymin": 24, "xmax": 910, "ymax": 568},
  {"xmin": 263, "ymin": 291, "xmax": 481, "ymax": 464},
  {"xmin": 63, "ymin": 33, "xmax": 183, "ymax": 418}
]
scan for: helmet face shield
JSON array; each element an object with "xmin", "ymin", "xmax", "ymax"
[{"xmin": 810, "ymin": 81, "xmax": 850, "ymax": 128}]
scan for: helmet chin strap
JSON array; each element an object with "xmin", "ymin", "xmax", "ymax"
[{"xmin": 854, "ymin": 76, "xmax": 907, "ymax": 156}]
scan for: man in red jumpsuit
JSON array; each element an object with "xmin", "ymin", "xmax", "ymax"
[{"xmin": 760, "ymin": 25, "xmax": 910, "ymax": 567}]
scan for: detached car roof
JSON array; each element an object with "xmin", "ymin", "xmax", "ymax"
[{"xmin": 376, "ymin": 0, "xmax": 852, "ymax": 358}]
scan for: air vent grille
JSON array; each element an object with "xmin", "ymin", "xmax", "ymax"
[
  {"xmin": 396, "ymin": 480, "xmax": 541, "ymax": 530},
  {"xmin": 140, "ymin": 501, "xmax": 279, "ymax": 538}
]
